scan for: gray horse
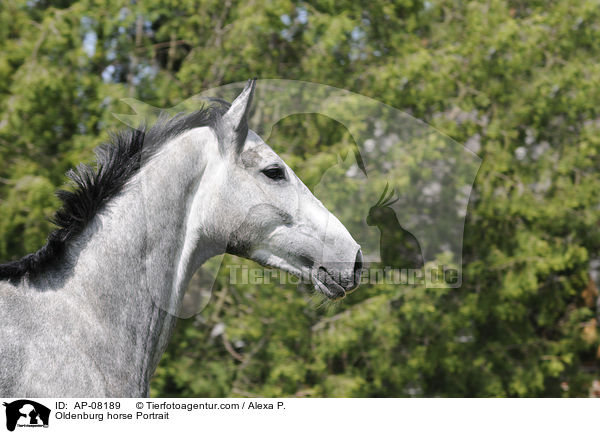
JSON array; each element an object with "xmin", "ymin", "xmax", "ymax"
[{"xmin": 0, "ymin": 80, "xmax": 362, "ymax": 397}]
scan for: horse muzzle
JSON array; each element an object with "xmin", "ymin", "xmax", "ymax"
[{"xmin": 311, "ymin": 249, "xmax": 363, "ymax": 300}]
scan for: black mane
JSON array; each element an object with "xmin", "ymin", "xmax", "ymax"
[{"xmin": 0, "ymin": 101, "xmax": 229, "ymax": 281}]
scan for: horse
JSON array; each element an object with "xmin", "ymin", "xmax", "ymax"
[{"xmin": 0, "ymin": 79, "xmax": 363, "ymax": 397}]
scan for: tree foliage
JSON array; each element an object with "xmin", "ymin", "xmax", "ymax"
[{"xmin": 1, "ymin": 0, "xmax": 599, "ymax": 397}]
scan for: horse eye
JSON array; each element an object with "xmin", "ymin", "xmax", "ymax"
[{"xmin": 262, "ymin": 165, "xmax": 286, "ymax": 181}]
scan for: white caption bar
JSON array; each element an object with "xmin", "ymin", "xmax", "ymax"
[{"xmin": 0, "ymin": 398, "xmax": 596, "ymax": 433}]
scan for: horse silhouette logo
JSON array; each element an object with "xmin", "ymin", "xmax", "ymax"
[
  {"xmin": 3, "ymin": 400, "xmax": 50, "ymax": 431},
  {"xmin": 112, "ymin": 79, "xmax": 481, "ymax": 314}
]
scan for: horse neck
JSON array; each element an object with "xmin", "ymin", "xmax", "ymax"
[{"xmin": 59, "ymin": 128, "xmax": 220, "ymax": 393}]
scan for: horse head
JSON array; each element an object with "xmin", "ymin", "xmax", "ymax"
[{"xmin": 186, "ymin": 80, "xmax": 363, "ymax": 299}]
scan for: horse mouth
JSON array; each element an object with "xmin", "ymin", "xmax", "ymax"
[
  {"xmin": 252, "ymin": 252, "xmax": 358, "ymax": 300},
  {"xmin": 311, "ymin": 267, "xmax": 347, "ymax": 300}
]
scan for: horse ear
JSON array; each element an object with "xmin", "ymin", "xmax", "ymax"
[{"xmin": 221, "ymin": 78, "xmax": 256, "ymax": 154}]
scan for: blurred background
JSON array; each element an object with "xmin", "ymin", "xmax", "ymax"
[{"xmin": 1, "ymin": 0, "xmax": 600, "ymax": 397}]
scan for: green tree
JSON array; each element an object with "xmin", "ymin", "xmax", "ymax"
[{"xmin": 0, "ymin": 0, "xmax": 599, "ymax": 397}]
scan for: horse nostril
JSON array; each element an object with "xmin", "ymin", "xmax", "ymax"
[
  {"xmin": 350, "ymin": 249, "xmax": 363, "ymax": 292},
  {"xmin": 354, "ymin": 249, "xmax": 363, "ymax": 275}
]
